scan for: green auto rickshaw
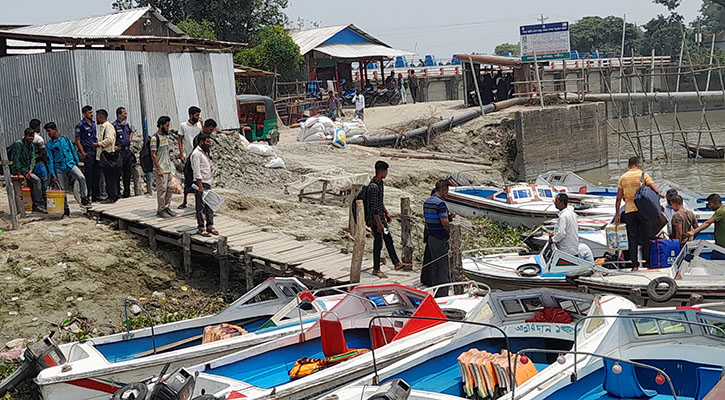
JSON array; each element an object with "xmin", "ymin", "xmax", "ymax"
[{"xmin": 237, "ymin": 95, "xmax": 279, "ymax": 145}]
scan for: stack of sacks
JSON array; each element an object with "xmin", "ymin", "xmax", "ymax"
[{"xmin": 298, "ymin": 116, "xmax": 336, "ymax": 142}]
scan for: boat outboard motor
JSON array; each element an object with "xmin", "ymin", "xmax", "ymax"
[
  {"xmin": 0, "ymin": 332, "xmax": 66, "ymax": 397},
  {"xmin": 112, "ymin": 364, "xmax": 216, "ymax": 400},
  {"xmin": 366, "ymin": 379, "xmax": 411, "ymax": 400}
]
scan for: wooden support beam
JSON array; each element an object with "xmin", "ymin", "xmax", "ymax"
[
  {"xmin": 244, "ymin": 246, "xmax": 254, "ymax": 292},
  {"xmin": 0, "ymin": 113, "xmax": 19, "ymax": 230},
  {"xmin": 400, "ymin": 197, "xmax": 413, "ymax": 264},
  {"xmin": 118, "ymin": 219, "xmax": 128, "ymax": 231},
  {"xmin": 148, "ymin": 227, "xmax": 157, "ymax": 251},
  {"xmin": 218, "ymin": 236, "xmax": 229, "ymax": 292},
  {"xmin": 182, "ymin": 233, "xmax": 191, "ymax": 279},
  {"xmin": 350, "ymin": 199, "xmax": 365, "ymax": 283},
  {"xmin": 347, "ymin": 184, "xmax": 362, "ymax": 234},
  {"xmin": 449, "ymin": 224, "xmax": 463, "ymax": 287}
]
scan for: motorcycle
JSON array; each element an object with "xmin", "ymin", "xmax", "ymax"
[{"xmin": 370, "ymin": 86, "xmax": 401, "ymax": 107}]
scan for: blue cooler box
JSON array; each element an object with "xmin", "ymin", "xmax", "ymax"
[{"xmin": 650, "ymin": 239, "xmax": 680, "ymax": 269}]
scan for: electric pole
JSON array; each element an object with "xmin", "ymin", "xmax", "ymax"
[{"xmin": 537, "ymin": 14, "xmax": 549, "ymax": 24}]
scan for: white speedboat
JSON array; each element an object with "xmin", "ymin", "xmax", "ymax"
[
  {"xmin": 504, "ymin": 304, "xmax": 725, "ymax": 400},
  {"xmin": 574, "ymin": 240, "xmax": 725, "ymax": 306},
  {"xmin": 462, "ymin": 242, "xmax": 595, "ymax": 291},
  {"xmin": 156, "ymin": 283, "xmax": 489, "ymax": 399},
  {"xmin": 324, "ymin": 289, "xmax": 631, "ymax": 400},
  {"xmin": 446, "ymin": 184, "xmax": 611, "ymax": 228},
  {"xmin": 35, "ymin": 278, "xmax": 344, "ymax": 400}
]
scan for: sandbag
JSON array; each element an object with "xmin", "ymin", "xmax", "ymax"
[
  {"xmin": 301, "ymin": 132, "xmax": 326, "ymax": 142},
  {"xmin": 264, "ymin": 157, "xmax": 286, "ymax": 169},
  {"xmin": 332, "ymin": 128, "xmax": 346, "ymax": 148},
  {"xmin": 246, "ymin": 143, "xmax": 277, "ymax": 157}
]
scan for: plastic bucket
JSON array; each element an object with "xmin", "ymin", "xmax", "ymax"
[
  {"xmin": 21, "ymin": 187, "xmax": 32, "ymax": 212},
  {"xmin": 46, "ymin": 190, "xmax": 65, "ymax": 216},
  {"xmin": 202, "ymin": 190, "xmax": 224, "ymax": 212}
]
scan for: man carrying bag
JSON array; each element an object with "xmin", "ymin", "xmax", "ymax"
[{"xmin": 614, "ymin": 156, "xmax": 662, "ymax": 269}]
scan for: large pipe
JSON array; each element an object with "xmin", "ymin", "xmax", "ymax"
[
  {"xmin": 348, "ymin": 97, "xmax": 526, "ymax": 147},
  {"xmin": 583, "ymin": 91, "xmax": 725, "ymax": 103}
]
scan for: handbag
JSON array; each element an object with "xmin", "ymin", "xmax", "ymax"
[
  {"xmin": 634, "ymin": 172, "xmax": 661, "ymax": 220},
  {"xmin": 100, "ymin": 151, "xmax": 121, "ymax": 169}
]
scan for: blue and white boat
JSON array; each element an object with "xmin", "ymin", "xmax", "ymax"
[
  {"xmin": 505, "ymin": 303, "xmax": 725, "ymax": 400},
  {"xmin": 35, "ymin": 278, "xmax": 344, "ymax": 400},
  {"xmin": 162, "ymin": 283, "xmax": 489, "ymax": 399},
  {"xmin": 323, "ymin": 289, "xmax": 629, "ymax": 400}
]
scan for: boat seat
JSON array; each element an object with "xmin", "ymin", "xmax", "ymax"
[
  {"xmin": 320, "ymin": 318, "xmax": 347, "ymax": 357},
  {"xmin": 602, "ymin": 359, "xmax": 656, "ymax": 399},
  {"xmin": 371, "ymin": 325, "xmax": 397, "ymax": 349},
  {"xmin": 695, "ymin": 367, "xmax": 723, "ymax": 400}
]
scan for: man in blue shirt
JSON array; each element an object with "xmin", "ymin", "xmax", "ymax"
[
  {"xmin": 45, "ymin": 122, "xmax": 89, "ymax": 214},
  {"xmin": 74, "ymin": 105, "xmax": 100, "ymax": 202},
  {"xmin": 421, "ymin": 180, "xmax": 455, "ymax": 296},
  {"xmin": 113, "ymin": 107, "xmax": 135, "ymax": 198}
]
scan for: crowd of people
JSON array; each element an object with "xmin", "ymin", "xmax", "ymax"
[{"xmin": 8, "ymin": 105, "xmax": 220, "ymax": 237}]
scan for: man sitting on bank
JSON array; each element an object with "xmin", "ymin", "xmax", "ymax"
[{"xmin": 10, "ymin": 128, "xmax": 46, "ymax": 215}]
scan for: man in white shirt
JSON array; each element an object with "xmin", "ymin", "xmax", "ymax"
[
  {"xmin": 191, "ymin": 134, "xmax": 217, "ymax": 237},
  {"xmin": 177, "ymin": 106, "xmax": 202, "ymax": 209},
  {"xmin": 550, "ymin": 193, "xmax": 579, "ymax": 256},
  {"xmin": 353, "ymin": 90, "xmax": 365, "ymax": 120}
]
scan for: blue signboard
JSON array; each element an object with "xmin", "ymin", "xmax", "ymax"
[{"xmin": 520, "ymin": 21, "xmax": 571, "ymax": 62}]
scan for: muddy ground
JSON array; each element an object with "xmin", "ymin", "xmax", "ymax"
[{"xmin": 0, "ymin": 101, "xmax": 525, "ymax": 351}]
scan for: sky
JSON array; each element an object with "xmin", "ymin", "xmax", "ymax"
[{"xmin": 2, "ymin": 0, "xmax": 704, "ymax": 61}]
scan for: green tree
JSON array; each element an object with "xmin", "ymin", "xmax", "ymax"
[
  {"xmin": 692, "ymin": 0, "xmax": 725, "ymax": 33},
  {"xmin": 235, "ymin": 25, "xmax": 303, "ymax": 80},
  {"xmin": 494, "ymin": 43, "xmax": 520, "ymax": 56},
  {"xmin": 111, "ymin": 0, "xmax": 289, "ymax": 44},
  {"xmin": 640, "ymin": 14, "xmax": 686, "ymax": 57},
  {"xmin": 176, "ymin": 18, "xmax": 217, "ymax": 40},
  {"xmin": 569, "ymin": 16, "xmax": 643, "ymax": 57}
]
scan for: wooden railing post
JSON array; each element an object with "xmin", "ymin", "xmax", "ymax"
[
  {"xmin": 217, "ymin": 236, "xmax": 228, "ymax": 292},
  {"xmin": 449, "ymin": 224, "xmax": 464, "ymax": 285},
  {"xmin": 400, "ymin": 197, "xmax": 413, "ymax": 264},
  {"xmin": 350, "ymin": 199, "xmax": 365, "ymax": 283},
  {"xmin": 244, "ymin": 246, "xmax": 254, "ymax": 291},
  {"xmin": 182, "ymin": 232, "xmax": 191, "ymax": 278}
]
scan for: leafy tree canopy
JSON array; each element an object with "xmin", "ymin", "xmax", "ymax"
[
  {"xmin": 494, "ymin": 43, "xmax": 520, "ymax": 56},
  {"xmin": 569, "ymin": 16, "xmax": 643, "ymax": 57},
  {"xmin": 235, "ymin": 25, "xmax": 303, "ymax": 80},
  {"xmin": 176, "ymin": 18, "xmax": 216, "ymax": 40},
  {"xmin": 112, "ymin": 0, "xmax": 288, "ymax": 44}
]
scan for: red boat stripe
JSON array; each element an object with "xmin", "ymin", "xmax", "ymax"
[
  {"xmin": 228, "ymin": 391, "xmax": 247, "ymax": 399},
  {"xmin": 68, "ymin": 378, "xmax": 121, "ymax": 394}
]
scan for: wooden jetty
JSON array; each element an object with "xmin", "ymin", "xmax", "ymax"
[{"xmin": 86, "ymin": 196, "xmax": 421, "ymax": 290}]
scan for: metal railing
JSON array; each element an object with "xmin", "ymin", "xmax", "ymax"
[
  {"xmin": 510, "ymin": 348, "xmax": 678, "ymax": 400},
  {"xmin": 123, "ymin": 298, "xmax": 157, "ymax": 356}
]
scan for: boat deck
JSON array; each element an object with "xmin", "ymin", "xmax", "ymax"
[{"xmin": 87, "ymin": 196, "xmax": 420, "ymax": 290}]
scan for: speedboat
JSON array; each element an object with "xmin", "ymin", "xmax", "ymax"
[
  {"xmin": 153, "ymin": 283, "xmax": 489, "ymax": 399},
  {"xmin": 323, "ymin": 289, "xmax": 632, "ymax": 400},
  {"xmin": 537, "ymin": 171, "xmax": 618, "ymax": 198},
  {"xmin": 573, "ymin": 240, "xmax": 725, "ymax": 306},
  {"xmin": 462, "ymin": 242, "xmax": 595, "ymax": 291},
  {"xmin": 34, "ymin": 278, "xmax": 344, "ymax": 400},
  {"xmin": 503, "ymin": 304, "xmax": 725, "ymax": 400},
  {"xmin": 446, "ymin": 184, "xmax": 611, "ymax": 228}
]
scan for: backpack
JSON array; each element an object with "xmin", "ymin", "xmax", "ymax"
[
  {"xmin": 140, "ymin": 134, "xmax": 159, "ymax": 173},
  {"xmin": 350, "ymin": 181, "xmax": 380, "ymax": 225}
]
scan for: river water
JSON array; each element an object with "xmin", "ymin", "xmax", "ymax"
[{"xmin": 578, "ymin": 109, "xmax": 725, "ymax": 194}]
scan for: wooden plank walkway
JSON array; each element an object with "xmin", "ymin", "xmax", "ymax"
[{"xmin": 87, "ymin": 196, "xmax": 420, "ymax": 289}]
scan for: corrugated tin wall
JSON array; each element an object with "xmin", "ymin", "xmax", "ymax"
[
  {"xmin": 0, "ymin": 52, "xmax": 79, "ymax": 143},
  {"xmin": 0, "ymin": 49, "xmax": 239, "ymax": 146},
  {"xmin": 210, "ymin": 53, "xmax": 239, "ymax": 129},
  {"xmin": 169, "ymin": 53, "xmax": 201, "ymax": 125}
]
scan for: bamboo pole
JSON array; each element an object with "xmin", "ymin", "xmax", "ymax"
[
  {"xmin": 350, "ymin": 199, "xmax": 365, "ymax": 283},
  {"xmin": 681, "ymin": 27, "xmax": 717, "ymax": 160},
  {"xmin": 400, "ymin": 198, "xmax": 413, "ymax": 265},
  {"xmin": 0, "ymin": 112, "xmax": 19, "ymax": 230},
  {"xmin": 619, "ymin": 14, "xmax": 626, "ymax": 93},
  {"xmin": 597, "ymin": 62, "xmax": 639, "ymax": 159},
  {"xmin": 533, "ymin": 52, "xmax": 545, "ymax": 108}
]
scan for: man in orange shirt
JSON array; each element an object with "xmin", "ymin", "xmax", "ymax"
[{"xmin": 614, "ymin": 156, "xmax": 662, "ymax": 269}]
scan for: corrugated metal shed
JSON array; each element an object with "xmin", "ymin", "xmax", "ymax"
[
  {"xmin": 7, "ymin": 7, "xmax": 183, "ymax": 37},
  {"xmin": 0, "ymin": 51, "xmax": 79, "ymax": 141},
  {"xmin": 291, "ymin": 25, "xmax": 348, "ymax": 56},
  {"xmin": 0, "ymin": 49, "xmax": 239, "ymax": 146},
  {"xmin": 191, "ymin": 53, "xmax": 220, "ymax": 125},
  {"xmin": 210, "ymin": 53, "xmax": 240, "ymax": 129},
  {"xmin": 169, "ymin": 53, "xmax": 201, "ymax": 126}
]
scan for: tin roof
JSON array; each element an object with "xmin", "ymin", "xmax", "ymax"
[
  {"xmin": 7, "ymin": 6, "xmax": 184, "ymax": 37},
  {"xmin": 290, "ymin": 24, "xmax": 389, "ymax": 56},
  {"xmin": 313, "ymin": 42, "xmax": 414, "ymax": 59}
]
